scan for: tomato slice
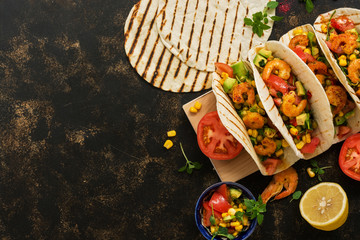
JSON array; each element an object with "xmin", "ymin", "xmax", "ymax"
[
  {"xmin": 216, "ymin": 184, "xmax": 230, "ymax": 202},
  {"xmin": 202, "ymin": 201, "xmax": 222, "ymax": 227},
  {"xmin": 339, "ymin": 133, "xmax": 360, "ymax": 181},
  {"xmin": 215, "ymin": 62, "xmax": 234, "ymax": 78},
  {"xmin": 209, "ymin": 191, "xmax": 232, "ymax": 213},
  {"xmin": 262, "ymin": 158, "xmax": 282, "ymax": 175},
  {"xmin": 331, "ymin": 16, "xmax": 355, "ymax": 32},
  {"xmin": 301, "ymin": 137, "xmax": 320, "ymax": 154},
  {"xmin": 197, "ymin": 111, "xmax": 243, "ymax": 160},
  {"xmin": 263, "ymin": 74, "xmax": 289, "ymax": 95}
]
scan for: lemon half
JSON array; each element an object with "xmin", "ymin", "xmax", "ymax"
[{"xmin": 299, "ymin": 182, "xmax": 348, "ymax": 231}]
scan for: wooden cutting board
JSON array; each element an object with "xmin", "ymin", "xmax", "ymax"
[{"xmin": 183, "ymin": 91, "xmax": 259, "ymax": 182}]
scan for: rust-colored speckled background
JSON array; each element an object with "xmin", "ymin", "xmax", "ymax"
[{"xmin": 0, "ymin": 0, "xmax": 359, "ymax": 239}]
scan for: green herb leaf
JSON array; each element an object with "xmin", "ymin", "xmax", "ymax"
[
  {"xmin": 290, "ymin": 191, "xmax": 302, "ymax": 202},
  {"xmin": 178, "ymin": 165, "xmax": 187, "ymax": 172},
  {"xmin": 210, "ymin": 215, "xmax": 216, "ymax": 225},
  {"xmin": 326, "ymin": 10, "xmax": 337, "ymax": 41},
  {"xmin": 305, "ymin": 0, "xmax": 314, "ymax": 13},
  {"xmin": 257, "ymin": 213, "xmax": 264, "ymax": 225},
  {"xmin": 309, "ymin": 160, "xmax": 332, "ymax": 182},
  {"xmin": 271, "ymin": 15, "xmax": 284, "ymax": 21},
  {"xmin": 253, "ymin": 12, "xmax": 263, "ymax": 22},
  {"xmin": 267, "ymin": 1, "xmax": 279, "ymax": 9},
  {"xmin": 235, "ymin": 211, "xmax": 244, "ymax": 222},
  {"xmin": 179, "ymin": 143, "xmax": 202, "ymax": 174},
  {"xmin": 244, "ymin": 17, "xmax": 254, "ymax": 26},
  {"xmin": 193, "ymin": 162, "xmax": 202, "ymax": 169}
]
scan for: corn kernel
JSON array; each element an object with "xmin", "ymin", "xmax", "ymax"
[
  {"xmin": 189, "ymin": 106, "xmax": 198, "ymax": 113},
  {"xmin": 275, "ymin": 149, "xmax": 284, "ymax": 157},
  {"xmin": 296, "ymin": 141, "xmax": 305, "ymax": 150},
  {"xmin": 349, "ymin": 54, "xmax": 357, "ymax": 61},
  {"xmin": 306, "ymin": 133, "xmax": 311, "ymax": 144},
  {"xmin": 219, "ymin": 223, "xmax": 227, "ymax": 228},
  {"xmin": 167, "ymin": 130, "xmax": 176, "ymax": 137},
  {"xmin": 163, "ymin": 140, "xmax": 173, "ymax": 149},
  {"xmin": 247, "ymin": 129, "xmax": 253, "ymax": 136},
  {"xmin": 221, "ymin": 72, "xmax": 229, "ymax": 79},
  {"xmin": 274, "ymin": 70, "xmax": 279, "ymax": 75},
  {"xmin": 302, "ymin": 135, "xmax": 307, "ymax": 143},
  {"xmin": 233, "ymin": 231, "xmax": 239, "ymax": 237},
  {"xmin": 321, "ymin": 24, "xmax": 328, "ymax": 33},
  {"xmin": 338, "ymin": 111, "xmax": 344, "ymax": 117},
  {"xmin": 307, "ymin": 167, "xmax": 315, "ymax": 178},
  {"xmin": 252, "ymin": 129, "xmax": 258, "ymax": 138},
  {"xmin": 194, "ymin": 101, "xmax": 202, "ymax": 110},
  {"xmin": 281, "ymin": 139, "xmax": 289, "ymax": 148},
  {"xmin": 228, "ymin": 208, "xmax": 236, "ymax": 216},
  {"xmin": 293, "ymin": 28, "xmax": 303, "ymax": 35},
  {"xmin": 222, "ymin": 212, "xmax": 228, "ymax": 218},
  {"xmin": 251, "ymin": 80, "xmax": 256, "ymax": 87},
  {"xmin": 339, "ymin": 59, "xmax": 347, "ymax": 67},
  {"xmin": 258, "ymin": 101, "xmax": 264, "ymax": 109},
  {"xmin": 230, "ymin": 221, "xmax": 241, "ymax": 227},
  {"xmin": 235, "ymin": 225, "xmax": 243, "ymax": 231},
  {"xmin": 290, "ymin": 127, "xmax": 298, "ymax": 136},
  {"xmin": 235, "ymin": 208, "xmax": 243, "ymax": 212},
  {"xmin": 243, "ymin": 215, "xmax": 249, "ymax": 225},
  {"xmin": 304, "ymin": 48, "xmax": 311, "ymax": 55}
]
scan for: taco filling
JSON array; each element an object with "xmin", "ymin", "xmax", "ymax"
[
  {"xmin": 215, "ymin": 61, "xmax": 289, "ymax": 174},
  {"xmin": 253, "ymin": 49, "xmax": 320, "ymax": 154},
  {"xmin": 288, "ymin": 27, "xmax": 356, "ymax": 138},
  {"xmin": 322, "ymin": 15, "xmax": 360, "ymax": 98}
]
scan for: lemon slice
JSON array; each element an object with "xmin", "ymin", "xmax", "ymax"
[{"xmin": 299, "ymin": 182, "xmax": 348, "ymax": 231}]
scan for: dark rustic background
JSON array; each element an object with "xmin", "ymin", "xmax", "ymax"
[{"xmin": 0, "ymin": 0, "xmax": 359, "ymax": 239}]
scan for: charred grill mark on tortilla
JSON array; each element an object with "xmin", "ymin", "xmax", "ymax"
[
  {"xmin": 168, "ymin": 0, "xmax": 179, "ymax": 41},
  {"xmin": 206, "ymin": 12, "xmax": 217, "ymax": 67},
  {"xmin": 141, "ymin": 35, "xmax": 160, "ymax": 79},
  {"xmin": 135, "ymin": 13, "xmax": 157, "ymax": 69},
  {"xmin": 158, "ymin": 0, "xmax": 168, "ymax": 31},
  {"xmin": 249, "ymin": 32, "xmax": 255, "ymax": 49},
  {"xmin": 202, "ymin": 72, "xmax": 211, "ymax": 90},
  {"xmin": 124, "ymin": 2, "xmax": 140, "ymax": 42},
  {"xmin": 190, "ymin": 70, "xmax": 201, "ymax": 92},
  {"xmin": 216, "ymin": 7, "xmax": 229, "ymax": 62},
  {"xmin": 177, "ymin": 0, "xmax": 190, "ymax": 49},
  {"xmin": 179, "ymin": 83, "xmax": 185, "ymax": 92},
  {"xmin": 185, "ymin": 67, "xmax": 191, "ymax": 78},
  {"xmin": 226, "ymin": 1, "xmax": 240, "ymax": 63},
  {"xmin": 195, "ymin": 0, "xmax": 209, "ymax": 63},
  {"xmin": 128, "ymin": 0, "xmax": 152, "ymax": 56},
  {"xmin": 238, "ymin": 6, "xmax": 249, "ymax": 60},
  {"xmin": 186, "ymin": 0, "xmax": 200, "ymax": 60},
  {"xmin": 160, "ymin": 54, "xmax": 176, "ymax": 88},
  {"xmin": 149, "ymin": 47, "xmax": 166, "ymax": 85}
]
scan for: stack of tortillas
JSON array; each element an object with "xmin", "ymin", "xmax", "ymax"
[{"xmin": 124, "ymin": 0, "xmax": 276, "ymax": 92}]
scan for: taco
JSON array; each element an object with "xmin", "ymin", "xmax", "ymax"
[
  {"xmin": 212, "ymin": 60, "xmax": 300, "ymax": 176},
  {"xmin": 314, "ymin": 8, "xmax": 360, "ymax": 106},
  {"xmin": 280, "ymin": 24, "xmax": 360, "ymax": 142},
  {"xmin": 248, "ymin": 41, "xmax": 334, "ymax": 160}
]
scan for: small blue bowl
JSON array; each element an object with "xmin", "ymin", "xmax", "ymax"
[{"xmin": 195, "ymin": 182, "xmax": 257, "ymax": 240}]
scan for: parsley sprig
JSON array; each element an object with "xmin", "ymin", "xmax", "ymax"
[
  {"xmin": 290, "ymin": 191, "xmax": 302, "ymax": 202},
  {"xmin": 310, "ymin": 159, "xmax": 332, "ymax": 181},
  {"xmin": 302, "ymin": 0, "xmax": 314, "ymax": 13},
  {"xmin": 244, "ymin": 195, "xmax": 267, "ymax": 225},
  {"xmin": 244, "ymin": 1, "xmax": 283, "ymax": 37},
  {"xmin": 178, "ymin": 143, "xmax": 202, "ymax": 174}
]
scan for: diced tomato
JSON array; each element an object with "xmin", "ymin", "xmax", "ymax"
[
  {"xmin": 262, "ymin": 158, "xmax": 282, "ymax": 175},
  {"xmin": 301, "ymin": 137, "xmax": 320, "ymax": 154},
  {"xmin": 288, "ymin": 74, "xmax": 294, "ymax": 86},
  {"xmin": 305, "ymin": 53, "xmax": 316, "ymax": 63},
  {"xmin": 264, "ymin": 74, "xmax": 290, "ymax": 95},
  {"xmin": 215, "ymin": 62, "xmax": 234, "ymax": 78},
  {"xmin": 209, "ymin": 191, "xmax": 232, "ymax": 213},
  {"xmin": 331, "ymin": 16, "xmax": 355, "ymax": 32},
  {"xmin": 202, "ymin": 201, "xmax": 222, "ymax": 227},
  {"xmin": 290, "ymin": 118, "xmax": 297, "ymax": 127},
  {"xmin": 306, "ymin": 90, "xmax": 312, "ymax": 100},
  {"xmin": 339, "ymin": 133, "xmax": 360, "ymax": 181},
  {"xmin": 293, "ymin": 47, "xmax": 316, "ymax": 63},
  {"xmin": 216, "ymin": 184, "xmax": 230, "ymax": 202},
  {"xmin": 273, "ymin": 98, "xmax": 282, "ymax": 107},
  {"xmin": 338, "ymin": 126, "xmax": 351, "ymax": 138},
  {"xmin": 326, "ymin": 40, "xmax": 344, "ymax": 54}
]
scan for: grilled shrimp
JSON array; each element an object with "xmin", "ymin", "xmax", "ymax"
[
  {"xmin": 243, "ymin": 112, "xmax": 265, "ymax": 129},
  {"xmin": 232, "ymin": 82, "xmax": 255, "ymax": 105},
  {"xmin": 262, "ymin": 59, "xmax": 291, "ymax": 81},
  {"xmin": 307, "ymin": 61, "xmax": 328, "ymax": 75},
  {"xmin": 289, "ymin": 34, "xmax": 309, "ymax": 50},
  {"xmin": 348, "ymin": 59, "xmax": 360, "ymax": 84},
  {"xmin": 254, "ymin": 137, "xmax": 277, "ymax": 156},
  {"xmin": 280, "ymin": 91, "xmax": 308, "ymax": 118},
  {"xmin": 325, "ymin": 85, "xmax": 347, "ymax": 115},
  {"xmin": 261, "ymin": 167, "xmax": 298, "ymax": 203},
  {"xmin": 330, "ymin": 33, "xmax": 358, "ymax": 55}
]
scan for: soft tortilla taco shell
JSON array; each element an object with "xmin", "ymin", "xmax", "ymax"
[
  {"xmin": 279, "ymin": 24, "xmax": 360, "ymax": 143},
  {"xmin": 212, "ymin": 61, "xmax": 300, "ymax": 176},
  {"xmin": 314, "ymin": 8, "xmax": 360, "ymax": 106},
  {"xmin": 248, "ymin": 41, "xmax": 334, "ymax": 160}
]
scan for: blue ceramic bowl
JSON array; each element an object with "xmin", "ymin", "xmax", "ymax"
[{"xmin": 195, "ymin": 182, "xmax": 257, "ymax": 240}]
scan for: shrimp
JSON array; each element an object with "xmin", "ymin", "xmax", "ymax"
[
  {"xmin": 262, "ymin": 59, "xmax": 291, "ymax": 81},
  {"xmin": 243, "ymin": 112, "xmax": 264, "ymax": 129},
  {"xmin": 325, "ymin": 85, "xmax": 347, "ymax": 115},
  {"xmin": 280, "ymin": 91, "xmax": 308, "ymax": 118},
  {"xmin": 254, "ymin": 137, "xmax": 277, "ymax": 156},
  {"xmin": 307, "ymin": 61, "xmax": 328, "ymax": 75},
  {"xmin": 289, "ymin": 34, "xmax": 309, "ymax": 50},
  {"xmin": 261, "ymin": 167, "xmax": 298, "ymax": 203},
  {"xmin": 330, "ymin": 33, "xmax": 358, "ymax": 55},
  {"xmin": 232, "ymin": 82, "xmax": 255, "ymax": 105},
  {"xmin": 348, "ymin": 58, "xmax": 360, "ymax": 84}
]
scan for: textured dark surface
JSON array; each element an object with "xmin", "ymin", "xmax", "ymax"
[{"xmin": 0, "ymin": 0, "xmax": 360, "ymax": 239}]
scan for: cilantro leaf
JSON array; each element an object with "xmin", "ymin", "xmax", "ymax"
[
  {"xmin": 267, "ymin": 1, "xmax": 279, "ymax": 9},
  {"xmin": 179, "ymin": 143, "xmax": 202, "ymax": 174},
  {"xmin": 290, "ymin": 191, "xmax": 302, "ymax": 202},
  {"xmin": 305, "ymin": 0, "xmax": 314, "ymax": 13},
  {"xmin": 244, "ymin": 17, "xmax": 254, "ymax": 26},
  {"xmin": 271, "ymin": 16, "xmax": 284, "ymax": 21}
]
